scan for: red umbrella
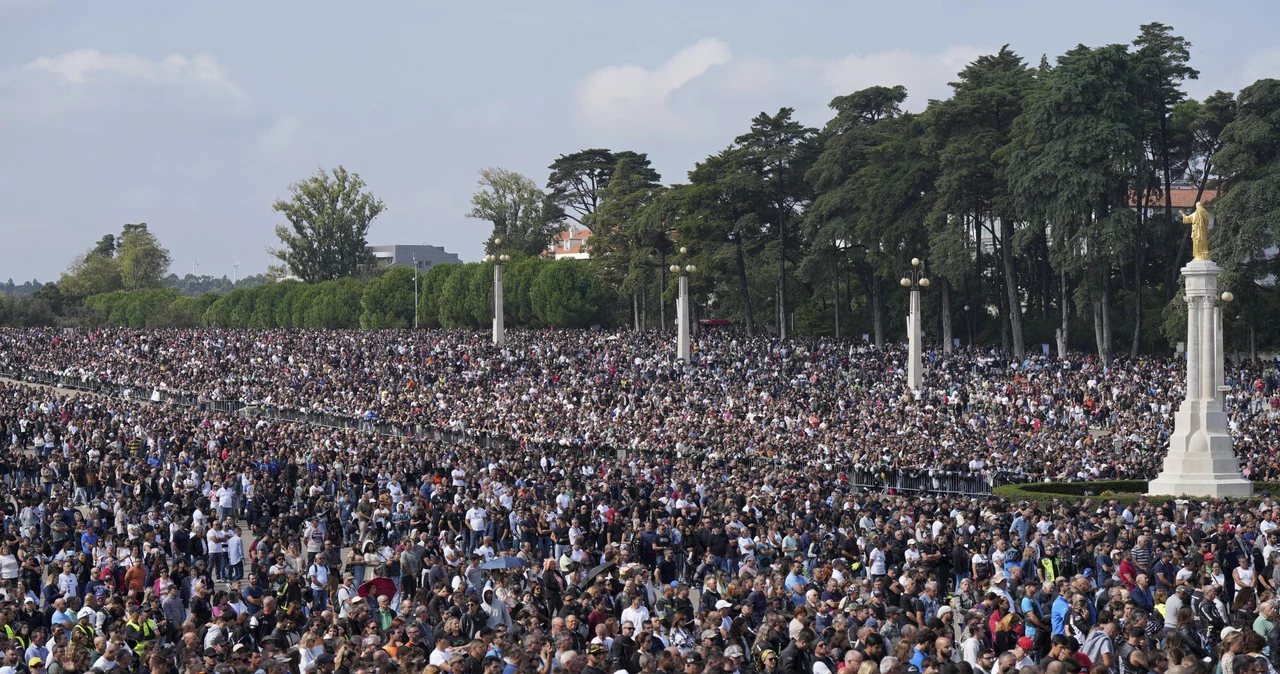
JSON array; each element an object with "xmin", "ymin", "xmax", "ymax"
[{"xmin": 358, "ymin": 578, "xmax": 397, "ymax": 599}]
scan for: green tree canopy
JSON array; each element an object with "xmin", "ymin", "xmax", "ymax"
[
  {"xmin": 546, "ymin": 149, "xmax": 661, "ymax": 227},
  {"xmin": 118, "ymin": 223, "xmax": 172, "ymax": 291},
  {"xmin": 468, "ymin": 167, "xmax": 561, "ymax": 258},
  {"xmin": 270, "ymin": 166, "xmax": 385, "ymax": 283},
  {"xmin": 530, "ymin": 259, "xmax": 612, "ymax": 328},
  {"xmin": 360, "ymin": 266, "xmax": 417, "ymax": 329}
]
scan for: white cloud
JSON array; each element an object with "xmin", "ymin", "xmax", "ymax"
[
  {"xmin": 260, "ymin": 114, "xmax": 301, "ymax": 159},
  {"xmin": 576, "ymin": 37, "xmax": 732, "ymax": 134},
  {"xmin": 821, "ymin": 45, "xmax": 987, "ymax": 109},
  {"xmin": 1233, "ymin": 47, "xmax": 1280, "ymax": 91},
  {"xmin": 2, "ymin": 48, "xmax": 250, "ymax": 117},
  {"xmin": 574, "ymin": 40, "xmax": 992, "ymax": 142}
]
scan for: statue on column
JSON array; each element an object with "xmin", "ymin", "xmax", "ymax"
[{"xmin": 1182, "ymin": 201, "xmax": 1211, "ymax": 261}]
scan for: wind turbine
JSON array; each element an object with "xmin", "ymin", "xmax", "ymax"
[
  {"xmin": 232, "ymin": 254, "xmax": 240, "ymax": 284},
  {"xmin": 190, "ymin": 254, "xmax": 200, "ymax": 278}
]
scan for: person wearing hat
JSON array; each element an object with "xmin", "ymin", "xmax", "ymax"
[
  {"xmin": 988, "ymin": 573, "xmax": 1015, "ymax": 617},
  {"xmin": 723, "ymin": 644, "xmax": 747, "ymax": 674},
  {"xmin": 881, "ymin": 607, "xmax": 903, "ymax": 645},
  {"xmin": 583, "ymin": 643, "xmax": 609, "ymax": 674},
  {"xmin": 683, "ymin": 650, "xmax": 706, "ymax": 674},
  {"xmin": 1164, "ymin": 585, "xmax": 1191, "ymax": 632},
  {"xmin": 27, "ymin": 657, "xmax": 44, "ymax": 674},
  {"xmin": 73, "ymin": 605, "xmax": 95, "ymax": 641},
  {"xmin": 124, "ymin": 604, "xmax": 156, "ymax": 656}
]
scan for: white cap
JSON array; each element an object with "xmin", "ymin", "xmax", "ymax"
[
  {"xmin": 77, "ymin": 607, "xmax": 95, "ymax": 620},
  {"xmin": 715, "ymin": 600, "xmax": 733, "ymax": 610}
]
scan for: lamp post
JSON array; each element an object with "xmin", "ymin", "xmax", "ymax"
[
  {"xmin": 412, "ymin": 252, "xmax": 420, "ymax": 329},
  {"xmin": 669, "ymin": 247, "xmax": 697, "ymax": 362},
  {"xmin": 483, "ymin": 239, "xmax": 510, "ymax": 347},
  {"xmin": 834, "ymin": 238, "xmax": 850, "ymax": 340},
  {"xmin": 899, "ymin": 257, "xmax": 930, "ymax": 390},
  {"xmin": 962, "ymin": 305, "xmax": 971, "ymax": 348}
]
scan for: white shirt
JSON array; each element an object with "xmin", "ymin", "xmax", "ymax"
[
  {"xmin": 309, "ymin": 563, "xmax": 329, "ymax": 591},
  {"xmin": 206, "ymin": 528, "xmax": 225, "ymax": 554},
  {"xmin": 621, "ymin": 605, "xmax": 650, "ymax": 629},
  {"xmin": 466, "ymin": 507, "xmax": 487, "ymax": 532},
  {"xmin": 226, "ymin": 534, "xmax": 245, "ymax": 565},
  {"xmin": 870, "ymin": 548, "xmax": 886, "ymax": 575}
]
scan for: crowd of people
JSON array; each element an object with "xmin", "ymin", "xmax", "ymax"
[
  {"xmin": 1, "ymin": 328, "xmax": 1279, "ymax": 482},
  {"xmin": 0, "ymin": 327, "xmax": 1273, "ymax": 674}
]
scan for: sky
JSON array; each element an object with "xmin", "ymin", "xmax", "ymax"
[{"xmin": 2, "ymin": 0, "xmax": 1279, "ymax": 283}]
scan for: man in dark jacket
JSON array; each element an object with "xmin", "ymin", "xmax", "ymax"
[
  {"xmin": 610, "ymin": 621, "xmax": 639, "ymax": 673},
  {"xmin": 779, "ymin": 628, "xmax": 814, "ymax": 674}
]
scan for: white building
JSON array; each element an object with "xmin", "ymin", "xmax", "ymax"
[{"xmin": 547, "ymin": 227, "xmax": 591, "ymax": 260}]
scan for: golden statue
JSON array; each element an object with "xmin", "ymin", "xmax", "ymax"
[{"xmin": 1182, "ymin": 201, "xmax": 1211, "ymax": 261}]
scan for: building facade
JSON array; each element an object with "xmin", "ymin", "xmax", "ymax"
[
  {"xmin": 367, "ymin": 244, "xmax": 462, "ymax": 270},
  {"xmin": 547, "ymin": 227, "xmax": 591, "ymax": 260}
]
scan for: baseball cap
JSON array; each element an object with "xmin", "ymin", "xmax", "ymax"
[
  {"xmin": 724, "ymin": 645, "xmax": 745, "ymax": 658},
  {"xmin": 1018, "ymin": 637, "xmax": 1034, "ymax": 650},
  {"xmin": 684, "ymin": 652, "xmax": 705, "ymax": 666},
  {"xmin": 715, "ymin": 600, "xmax": 732, "ymax": 610},
  {"xmin": 28, "ymin": 659, "xmax": 43, "ymax": 668},
  {"xmin": 587, "ymin": 644, "xmax": 607, "ymax": 656}
]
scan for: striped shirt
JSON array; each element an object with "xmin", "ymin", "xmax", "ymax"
[{"xmin": 1131, "ymin": 546, "xmax": 1153, "ymax": 574}]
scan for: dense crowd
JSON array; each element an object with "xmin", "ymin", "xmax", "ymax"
[
  {"xmin": 2, "ymin": 329, "xmax": 1279, "ymax": 481},
  {"xmin": 0, "ymin": 328, "xmax": 1276, "ymax": 674}
]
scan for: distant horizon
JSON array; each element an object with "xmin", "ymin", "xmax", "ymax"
[{"xmin": 3, "ymin": 0, "xmax": 1278, "ymax": 282}]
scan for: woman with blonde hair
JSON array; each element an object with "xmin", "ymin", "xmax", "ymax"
[{"xmin": 993, "ymin": 612, "xmax": 1022, "ymax": 654}]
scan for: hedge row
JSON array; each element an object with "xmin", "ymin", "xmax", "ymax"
[
  {"xmin": 83, "ymin": 257, "xmax": 616, "ymax": 330},
  {"xmin": 993, "ymin": 480, "xmax": 1280, "ymax": 506}
]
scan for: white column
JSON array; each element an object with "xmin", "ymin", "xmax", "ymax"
[
  {"xmin": 1200, "ymin": 295, "xmax": 1216, "ymax": 401},
  {"xmin": 1149, "ymin": 259, "xmax": 1251, "ymax": 498},
  {"xmin": 1186, "ymin": 295, "xmax": 1200, "ymax": 401},
  {"xmin": 1214, "ymin": 304, "xmax": 1224, "ymax": 405},
  {"xmin": 492, "ymin": 262, "xmax": 505, "ymax": 347},
  {"xmin": 677, "ymin": 273, "xmax": 690, "ymax": 362},
  {"xmin": 908, "ymin": 288, "xmax": 922, "ymax": 390}
]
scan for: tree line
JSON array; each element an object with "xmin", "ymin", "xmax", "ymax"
[
  {"xmin": 22, "ymin": 256, "xmax": 608, "ymax": 330},
  {"xmin": 470, "ymin": 24, "xmax": 1280, "ymax": 361},
  {"xmin": 11, "ymin": 22, "xmax": 1280, "ymax": 358}
]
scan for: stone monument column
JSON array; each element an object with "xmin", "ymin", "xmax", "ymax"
[{"xmin": 1148, "ymin": 257, "xmax": 1252, "ymax": 497}]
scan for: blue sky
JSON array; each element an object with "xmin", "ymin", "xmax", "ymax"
[{"xmin": 1, "ymin": 0, "xmax": 1277, "ymax": 282}]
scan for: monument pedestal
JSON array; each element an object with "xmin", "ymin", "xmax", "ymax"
[{"xmin": 1149, "ymin": 260, "xmax": 1252, "ymax": 498}]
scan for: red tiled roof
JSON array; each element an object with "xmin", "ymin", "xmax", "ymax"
[
  {"xmin": 1131, "ymin": 188, "xmax": 1219, "ymax": 209},
  {"xmin": 552, "ymin": 227, "xmax": 592, "ymax": 242}
]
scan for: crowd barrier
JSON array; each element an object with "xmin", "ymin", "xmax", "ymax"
[{"xmin": 0, "ymin": 364, "xmax": 1030, "ymax": 497}]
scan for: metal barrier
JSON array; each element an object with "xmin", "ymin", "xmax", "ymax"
[{"xmin": 844, "ymin": 465, "xmax": 1011, "ymax": 496}]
